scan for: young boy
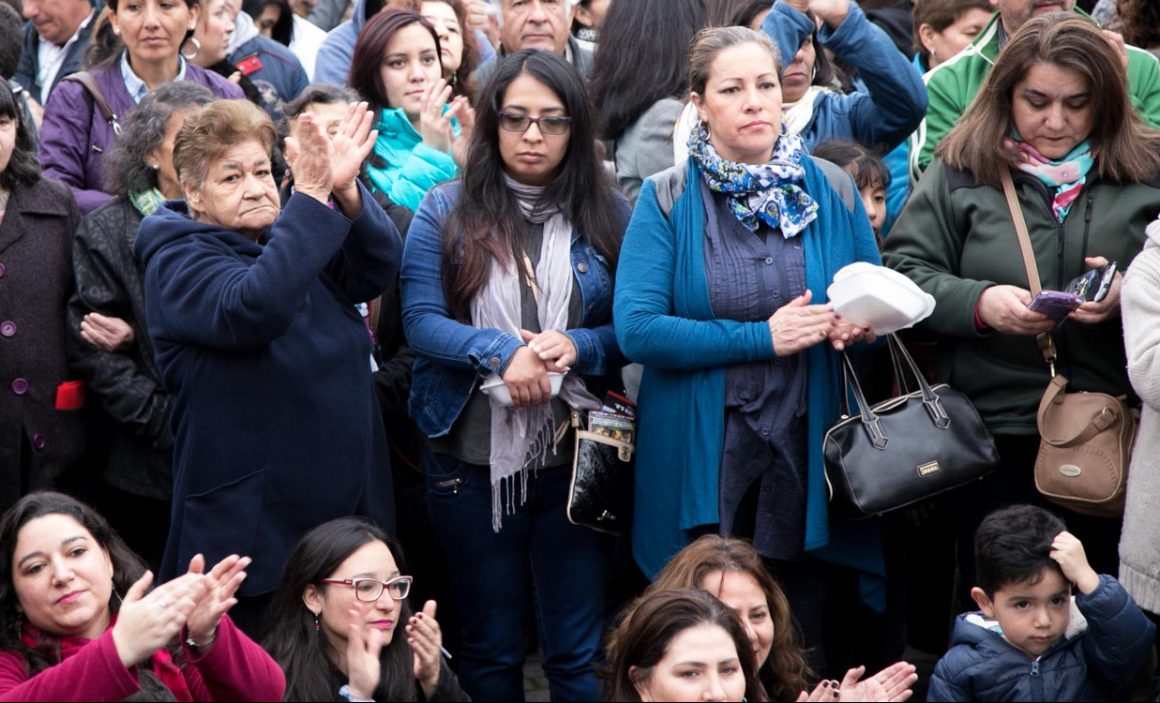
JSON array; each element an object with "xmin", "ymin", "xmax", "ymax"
[{"xmin": 928, "ymin": 505, "xmax": 1155, "ymax": 701}]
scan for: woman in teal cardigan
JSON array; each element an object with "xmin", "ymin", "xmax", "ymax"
[
  {"xmin": 614, "ymin": 25, "xmax": 884, "ymax": 671},
  {"xmin": 348, "ymin": 9, "xmax": 471, "ymax": 212}
]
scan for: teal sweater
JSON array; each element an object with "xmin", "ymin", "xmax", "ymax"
[
  {"xmin": 614, "ymin": 159, "xmax": 887, "ymax": 605},
  {"xmin": 365, "ymin": 107, "xmax": 458, "ymax": 213}
]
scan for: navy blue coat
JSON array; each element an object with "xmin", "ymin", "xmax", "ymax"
[
  {"xmin": 928, "ymin": 575, "xmax": 1155, "ymax": 702},
  {"xmin": 133, "ymin": 184, "xmax": 401, "ymax": 596}
]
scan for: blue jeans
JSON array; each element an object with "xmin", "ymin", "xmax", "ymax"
[{"xmin": 423, "ymin": 450, "xmax": 613, "ymax": 702}]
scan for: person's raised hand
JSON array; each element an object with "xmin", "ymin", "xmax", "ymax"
[
  {"xmin": 808, "ymin": 0, "xmax": 850, "ymax": 27},
  {"xmin": 447, "ymin": 96, "xmax": 476, "ymax": 167},
  {"xmin": 1101, "ymin": 30, "xmax": 1129, "ymax": 71},
  {"xmin": 501, "ymin": 345, "xmax": 551, "ymax": 408},
  {"xmin": 408, "ymin": 600, "xmax": 443, "ymax": 698},
  {"xmin": 1069, "ymin": 256, "xmax": 1122, "ymax": 325},
  {"xmin": 769, "ymin": 290, "xmax": 837, "ymax": 356},
  {"xmin": 112, "ymin": 571, "xmax": 207, "ymax": 668},
  {"xmin": 80, "ymin": 312, "xmax": 136, "ymax": 352},
  {"xmin": 418, "ymin": 80, "xmax": 455, "ymax": 154},
  {"xmin": 796, "ymin": 679, "xmax": 840, "ymax": 702},
  {"xmin": 284, "ymin": 112, "xmax": 334, "ymax": 204},
  {"xmin": 1050, "ymin": 531, "xmax": 1101, "ymax": 595},
  {"xmin": 837, "ymin": 662, "xmax": 918, "ymax": 702},
  {"xmin": 520, "ymin": 329, "xmax": 576, "ymax": 373},
  {"xmin": 330, "ymin": 101, "xmax": 378, "ymax": 199},
  {"xmin": 184, "ymin": 553, "xmax": 250, "ymax": 652},
  {"xmin": 975, "ymin": 285, "xmax": 1056, "ymax": 335},
  {"xmin": 345, "ymin": 607, "xmax": 385, "ymax": 700}
]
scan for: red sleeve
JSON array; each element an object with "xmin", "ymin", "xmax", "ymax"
[
  {"xmin": 0, "ymin": 630, "xmax": 140, "ymax": 701},
  {"xmin": 181, "ymin": 616, "xmax": 285, "ymax": 701}
]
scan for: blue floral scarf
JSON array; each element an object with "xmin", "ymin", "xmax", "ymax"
[{"xmin": 688, "ymin": 124, "xmax": 818, "ymax": 238}]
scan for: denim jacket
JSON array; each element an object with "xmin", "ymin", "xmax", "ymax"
[{"xmin": 401, "ymin": 182, "xmax": 627, "ymax": 438}]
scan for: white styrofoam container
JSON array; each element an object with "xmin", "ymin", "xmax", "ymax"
[{"xmin": 826, "ymin": 263, "xmax": 936, "ymax": 334}]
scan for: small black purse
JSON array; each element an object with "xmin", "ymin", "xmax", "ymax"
[
  {"xmin": 567, "ymin": 411, "xmax": 635, "ymax": 535},
  {"xmin": 823, "ymin": 335, "xmax": 1000, "ymax": 520}
]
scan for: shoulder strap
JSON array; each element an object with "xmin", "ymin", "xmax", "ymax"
[
  {"xmin": 1000, "ymin": 168, "xmax": 1057, "ymax": 366},
  {"xmin": 62, "ymin": 72, "xmax": 121, "ymax": 136}
]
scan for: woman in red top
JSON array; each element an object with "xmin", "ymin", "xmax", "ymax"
[{"xmin": 0, "ymin": 491, "xmax": 285, "ymax": 701}]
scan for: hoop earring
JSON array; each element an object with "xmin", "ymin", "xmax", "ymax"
[{"xmin": 181, "ymin": 37, "xmax": 201, "ymax": 61}]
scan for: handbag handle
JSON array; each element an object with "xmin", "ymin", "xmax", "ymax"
[
  {"xmin": 838, "ymin": 334, "xmax": 952, "ymax": 448},
  {"xmin": 838, "ymin": 351, "xmax": 890, "ymax": 449},
  {"xmin": 1037, "ymin": 375, "xmax": 1120, "ymax": 447},
  {"xmin": 1000, "ymin": 169, "xmax": 1058, "ymax": 371}
]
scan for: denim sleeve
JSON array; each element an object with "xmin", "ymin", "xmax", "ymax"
[
  {"xmin": 762, "ymin": 2, "xmax": 815, "ymax": 69},
  {"xmin": 401, "ymin": 189, "xmax": 524, "ymax": 375},
  {"xmin": 816, "ymin": 3, "xmax": 928, "ymax": 151}
]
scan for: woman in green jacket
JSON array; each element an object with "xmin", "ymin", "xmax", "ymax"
[
  {"xmin": 349, "ymin": 9, "xmax": 472, "ymax": 212},
  {"xmin": 884, "ymin": 14, "xmax": 1160, "ymax": 607}
]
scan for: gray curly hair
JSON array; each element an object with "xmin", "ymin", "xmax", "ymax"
[{"xmin": 102, "ymin": 81, "xmax": 216, "ymax": 197}]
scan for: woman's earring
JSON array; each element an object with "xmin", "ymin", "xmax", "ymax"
[
  {"xmin": 313, "ymin": 613, "xmax": 320, "ymax": 632},
  {"xmin": 181, "ymin": 37, "xmax": 201, "ymax": 61}
]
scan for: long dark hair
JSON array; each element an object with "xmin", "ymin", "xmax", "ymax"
[
  {"xmin": 0, "ymin": 492, "xmax": 148, "ymax": 674},
  {"xmin": 0, "ymin": 81, "xmax": 40, "ymax": 190},
  {"xmin": 938, "ymin": 13, "xmax": 1160, "ymax": 187},
  {"xmin": 262, "ymin": 518, "xmax": 417, "ymax": 702},
  {"xmin": 348, "ymin": 9, "xmax": 442, "ymax": 113},
  {"xmin": 604, "ymin": 588, "xmax": 763, "ymax": 702},
  {"xmin": 443, "ymin": 49, "xmax": 626, "ymax": 321},
  {"xmin": 589, "ymin": 0, "xmax": 708, "ymax": 141}
]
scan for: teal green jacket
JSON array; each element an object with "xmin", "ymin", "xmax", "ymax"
[
  {"xmin": 910, "ymin": 11, "xmax": 1160, "ymax": 182},
  {"xmin": 365, "ymin": 107, "xmax": 458, "ymax": 213},
  {"xmin": 614, "ymin": 158, "xmax": 887, "ymax": 607}
]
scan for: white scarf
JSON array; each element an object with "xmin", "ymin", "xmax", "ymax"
[
  {"xmin": 469, "ymin": 176, "xmax": 600, "ymax": 531},
  {"xmin": 780, "ymin": 85, "xmax": 832, "ymax": 137}
]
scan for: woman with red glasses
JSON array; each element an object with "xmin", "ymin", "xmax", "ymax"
[{"xmin": 263, "ymin": 517, "xmax": 467, "ymax": 702}]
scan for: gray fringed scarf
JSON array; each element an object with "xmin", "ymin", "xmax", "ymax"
[{"xmin": 470, "ymin": 175, "xmax": 600, "ymax": 531}]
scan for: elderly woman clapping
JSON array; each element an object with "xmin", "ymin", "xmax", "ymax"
[{"xmin": 133, "ymin": 98, "xmax": 403, "ymax": 634}]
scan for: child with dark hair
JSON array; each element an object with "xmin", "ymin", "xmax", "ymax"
[
  {"xmin": 812, "ymin": 139, "xmax": 889, "ymax": 239},
  {"xmin": 928, "ymin": 504, "xmax": 1155, "ymax": 702}
]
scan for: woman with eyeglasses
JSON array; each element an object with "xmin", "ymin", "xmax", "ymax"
[
  {"xmin": 401, "ymin": 49, "xmax": 628, "ymax": 702},
  {"xmin": 263, "ymin": 517, "xmax": 467, "ymax": 702}
]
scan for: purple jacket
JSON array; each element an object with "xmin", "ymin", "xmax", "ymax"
[{"xmin": 38, "ymin": 57, "xmax": 245, "ymax": 214}]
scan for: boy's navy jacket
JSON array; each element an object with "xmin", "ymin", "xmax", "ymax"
[{"xmin": 928, "ymin": 575, "xmax": 1155, "ymax": 702}]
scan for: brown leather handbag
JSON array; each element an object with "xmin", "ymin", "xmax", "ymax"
[{"xmin": 1002, "ymin": 171, "xmax": 1137, "ymax": 517}]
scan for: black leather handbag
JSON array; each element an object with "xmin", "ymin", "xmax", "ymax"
[
  {"xmin": 823, "ymin": 335, "xmax": 1000, "ymax": 520},
  {"xmin": 567, "ymin": 411, "xmax": 635, "ymax": 535}
]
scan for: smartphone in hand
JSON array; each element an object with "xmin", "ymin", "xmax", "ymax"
[
  {"xmin": 1065, "ymin": 261, "xmax": 1118, "ymax": 303},
  {"xmin": 1027, "ymin": 290, "xmax": 1084, "ymax": 324}
]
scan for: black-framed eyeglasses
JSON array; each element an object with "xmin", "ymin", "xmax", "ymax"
[
  {"xmin": 497, "ymin": 112, "xmax": 573, "ymax": 135},
  {"xmin": 320, "ymin": 575, "xmax": 413, "ymax": 602}
]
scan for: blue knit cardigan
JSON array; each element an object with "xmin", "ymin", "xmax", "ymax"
[{"xmin": 614, "ymin": 158, "xmax": 887, "ymax": 605}]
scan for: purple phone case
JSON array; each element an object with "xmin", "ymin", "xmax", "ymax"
[{"xmin": 1028, "ymin": 290, "xmax": 1084, "ymax": 321}]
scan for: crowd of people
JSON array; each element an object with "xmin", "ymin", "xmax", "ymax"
[{"xmin": 1, "ymin": 0, "xmax": 1160, "ymax": 701}]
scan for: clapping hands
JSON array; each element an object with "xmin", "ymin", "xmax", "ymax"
[
  {"xmin": 417, "ymin": 79, "xmax": 475, "ymax": 166},
  {"xmin": 285, "ymin": 102, "xmax": 378, "ymax": 215}
]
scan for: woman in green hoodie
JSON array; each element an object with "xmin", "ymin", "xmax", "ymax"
[{"xmin": 348, "ymin": 8, "xmax": 472, "ymax": 212}]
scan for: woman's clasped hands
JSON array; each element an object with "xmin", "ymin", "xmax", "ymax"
[
  {"xmin": 769, "ymin": 290, "xmax": 875, "ymax": 356},
  {"xmin": 500, "ymin": 329, "xmax": 576, "ymax": 409},
  {"xmin": 111, "ymin": 554, "xmax": 250, "ymax": 668}
]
